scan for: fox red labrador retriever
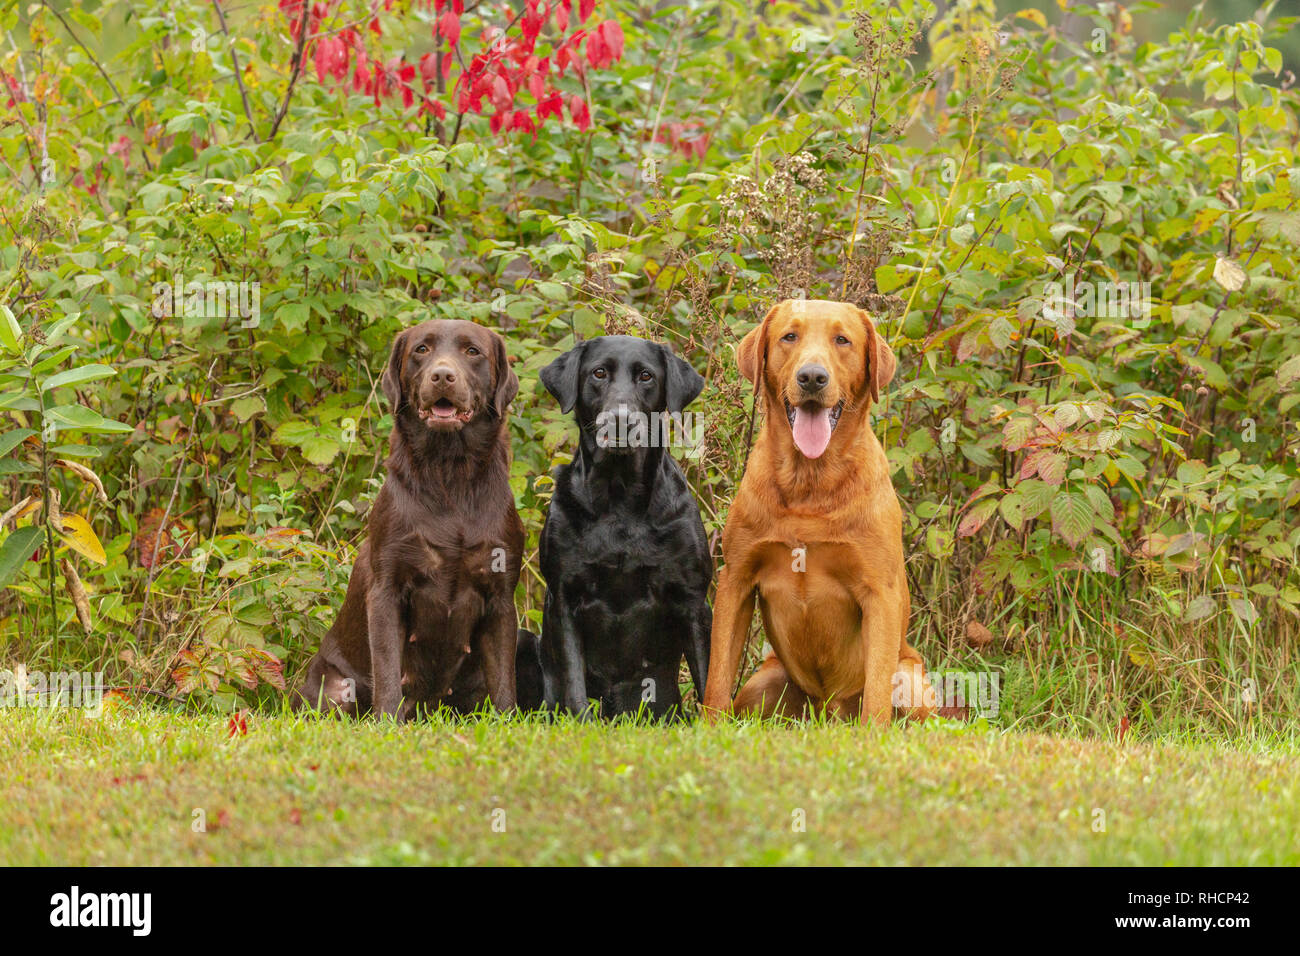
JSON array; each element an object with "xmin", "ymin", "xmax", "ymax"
[
  {"xmin": 294, "ymin": 319, "xmax": 525, "ymax": 719},
  {"xmin": 702, "ymin": 299, "xmax": 933, "ymax": 724}
]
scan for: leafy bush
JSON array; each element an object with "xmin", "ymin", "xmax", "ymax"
[{"xmin": 1, "ymin": 0, "xmax": 1296, "ymax": 734}]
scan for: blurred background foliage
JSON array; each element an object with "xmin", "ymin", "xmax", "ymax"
[{"xmin": 1, "ymin": 0, "xmax": 1297, "ymax": 738}]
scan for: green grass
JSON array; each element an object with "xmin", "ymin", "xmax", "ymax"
[{"xmin": 4, "ymin": 705, "xmax": 1299, "ymax": 865}]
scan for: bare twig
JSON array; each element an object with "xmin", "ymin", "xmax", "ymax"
[
  {"xmin": 211, "ymin": 0, "xmax": 259, "ymax": 140},
  {"xmin": 265, "ymin": 0, "xmax": 312, "ymax": 143}
]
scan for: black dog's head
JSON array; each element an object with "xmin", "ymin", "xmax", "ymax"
[
  {"xmin": 381, "ymin": 319, "xmax": 518, "ymax": 438},
  {"xmin": 540, "ymin": 335, "xmax": 704, "ymax": 459}
]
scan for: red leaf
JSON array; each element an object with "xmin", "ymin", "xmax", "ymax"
[
  {"xmin": 578, "ymin": 0, "xmax": 594, "ymax": 23},
  {"xmin": 1118, "ymin": 715, "xmax": 1131, "ymax": 743},
  {"xmin": 586, "ymin": 30, "xmax": 608, "ymax": 68},
  {"xmin": 554, "ymin": 0, "xmax": 569, "ymax": 32},
  {"xmin": 569, "ymin": 94, "xmax": 590, "ymax": 131},
  {"xmin": 437, "ymin": 10, "xmax": 461, "ymax": 47},
  {"xmin": 537, "ymin": 91, "xmax": 563, "ymax": 121},
  {"xmin": 419, "ymin": 52, "xmax": 439, "ymax": 87},
  {"xmin": 490, "ymin": 73, "xmax": 512, "ymax": 112},
  {"xmin": 521, "ymin": 1, "xmax": 545, "ymax": 44},
  {"xmin": 352, "ymin": 49, "xmax": 371, "ymax": 92},
  {"xmin": 599, "ymin": 20, "xmax": 624, "ymax": 61},
  {"xmin": 313, "ymin": 36, "xmax": 331, "ymax": 84},
  {"xmin": 227, "ymin": 711, "xmax": 249, "ymax": 738},
  {"xmin": 289, "ymin": 808, "xmax": 303, "ymax": 825}
]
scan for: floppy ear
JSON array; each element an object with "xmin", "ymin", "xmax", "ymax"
[
  {"xmin": 737, "ymin": 302, "xmax": 782, "ymax": 385},
  {"xmin": 539, "ymin": 341, "xmax": 587, "ymax": 414},
  {"xmin": 380, "ymin": 328, "xmax": 409, "ymax": 411},
  {"xmin": 490, "ymin": 332, "xmax": 519, "ymax": 419},
  {"xmin": 860, "ymin": 309, "xmax": 897, "ymax": 404},
  {"xmin": 660, "ymin": 344, "xmax": 704, "ymax": 412}
]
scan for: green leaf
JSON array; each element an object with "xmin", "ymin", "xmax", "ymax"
[
  {"xmin": 236, "ymin": 602, "xmax": 274, "ymax": 627},
  {"xmin": 0, "ymin": 428, "xmax": 35, "ymax": 456},
  {"xmin": 41, "ymin": 364, "xmax": 117, "ymax": 392},
  {"xmin": 1183, "ymin": 595, "xmax": 1216, "ymax": 622},
  {"xmin": 0, "ymin": 305, "xmax": 21, "ymax": 354},
  {"xmin": 301, "ymin": 436, "xmax": 340, "ymax": 466},
  {"xmin": 1050, "ymin": 491, "xmax": 1094, "ymax": 548},
  {"xmin": 0, "ymin": 526, "xmax": 44, "ymax": 588},
  {"xmin": 999, "ymin": 492, "xmax": 1026, "ymax": 531},
  {"xmin": 44, "ymin": 403, "xmax": 134, "ymax": 434},
  {"xmin": 271, "ymin": 421, "xmax": 316, "ymax": 447}
]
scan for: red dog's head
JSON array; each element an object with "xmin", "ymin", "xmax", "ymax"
[{"xmin": 737, "ymin": 299, "xmax": 896, "ymax": 459}]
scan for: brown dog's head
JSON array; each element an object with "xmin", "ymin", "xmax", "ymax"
[
  {"xmin": 381, "ymin": 319, "xmax": 518, "ymax": 432},
  {"xmin": 737, "ymin": 299, "xmax": 896, "ymax": 459}
]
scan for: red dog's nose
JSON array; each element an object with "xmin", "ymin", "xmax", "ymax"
[{"xmin": 796, "ymin": 363, "xmax": 829, "ymax": 391}]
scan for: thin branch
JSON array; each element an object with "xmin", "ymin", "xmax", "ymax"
[
  {"xmin": 265, "ymin": 0, "xmax": 312, "ymax": 143},
  {"xmin": 211, "ymin": 0, "xmax": 259, "ymax": 140}
]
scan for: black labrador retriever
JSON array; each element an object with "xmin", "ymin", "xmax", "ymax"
[{"xmin": 535, "ymin": 335, "xmax": 712, "ymax": 719}]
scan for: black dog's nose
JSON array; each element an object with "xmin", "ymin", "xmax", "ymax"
[
  {"xmin": 427, "ymin": 365, "xmax": 457, "ymax": 386},
  {"xmin": 797, "ymin": 364, "xmax": 829, "ymax": 392}
]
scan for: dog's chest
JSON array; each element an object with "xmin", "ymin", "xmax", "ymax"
[
  {"xmin": 568, "ymin": 511, "xmax": 688, "ymax": 604},
  {"xmin": 398, "ymin": 525, "xmax": 510, "ymax": 596},
  {"xmin": 751, "ymin": 540, "xmax": 866, "ymax": 694}
]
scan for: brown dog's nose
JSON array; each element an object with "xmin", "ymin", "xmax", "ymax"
[
  {"xmin": 427, "ymin": 365, "xmax": 457, "ymax": 387},
  {"xmin": 797, "ymin": 364, "xmax": 829, "ymax": 392}
]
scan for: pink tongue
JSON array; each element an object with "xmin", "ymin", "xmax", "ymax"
[{"xmin": 792, "ymin": 405, "xmax": 832, "ymax": 458}]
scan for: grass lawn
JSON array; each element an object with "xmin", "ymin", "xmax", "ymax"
[{"xmin": 4, "ymin": 705, "xmax": 1298, "ymax": 865}]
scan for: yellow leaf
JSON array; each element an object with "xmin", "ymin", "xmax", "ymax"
[
  {"xmin": 1128, "ymin": 645, "xmax": 1155, "ymax": 670},
  {"xmin": 58, "ymin": 513, "xmax": 107, "ymax": 565},
  {"xmin": 1016, "ymin": 8, "xmax": 1047, "ymax": 28},
  {"xmin": 1212, "ymin": 255, "xmax": 1247, "ymax": 292}
]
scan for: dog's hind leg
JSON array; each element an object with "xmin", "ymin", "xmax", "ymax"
[
  {"xmin": 732, "ymin": 653, "xmax": 811, "ymax": 720},
  {"xmin": 294, "ymin": 657, "xmax": 363, "ymax": 717}
]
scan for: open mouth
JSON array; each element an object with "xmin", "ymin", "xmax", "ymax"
[
  {"xmin": 783, "ymin": 398, "xmax": 844, "ymax": 459},
  {"xmin": 418, "ymin": 397, "xmax": 473, "ymax": 427}
]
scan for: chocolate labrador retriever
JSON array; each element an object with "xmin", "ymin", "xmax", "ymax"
[
  {"xmin": 293, "ymin": 318, "xmax": 526, "ymax": 720},
  {"xmin": 536, "ymin": 335, "xmax": 712, "ymax": 719}
]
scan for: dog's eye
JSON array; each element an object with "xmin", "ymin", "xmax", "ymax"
[
  {"xmin": 835, "ymin": 335, "xmax": 851, "ymax": 346},
  {"xmin": 638, "ymin": 370, "xmax": 654, "ymax": 383},
  {"xmin": 592, "ymin": 368, "xmax": 607, "ymax": 380},
  {"xmin": 466, "ymin": 346, "xmax": 480, "ymax": 356},
  {"xmin": 781, "ymin": 332, "xmax": 798, "ymax": 343},
  {"xmin": 414, "ymin": 344, "xmax": 429, "ymax": 354}
]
